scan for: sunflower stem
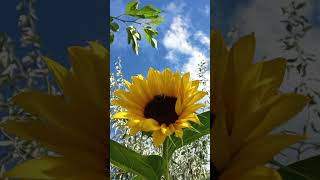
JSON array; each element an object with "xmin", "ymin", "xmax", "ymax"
[{"xmin": 163, "ymin": 138, "xmax": 170, "ymax": 180}]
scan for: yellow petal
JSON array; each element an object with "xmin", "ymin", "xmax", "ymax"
[
  {"xmin": 224, "ymin": 134, "xmax": 305, "ymax": 179},
  {"xmin": 160, "ymin": 124, "xmax": 172, "ymax": 136},
  {"xmin": 0, "ymin": 121, "xmax": 100, "ymax": 155},
  {"xmin": 248, "ymin": 93, "xmax": 309, "ymax": 140},
  {"xmin": 211, "ymin": 31, "xmax": 228, "ymax": 114},
  {"xmin": 180, "ymin": 104, "xmax": 205, "ymax": 118},
  {"xmin": 43, "ymin": 56, "xmax": 68, "ymax": 91},
  {"xmin": 179, "ymin": 113, "xmax": 201, "ymax": 124},
  {"xmin": 126, "ymin": 119, "xmax": 141, "ymax": 127},
  {"xmin": 152, "ymin": 130, "xmax": 166, "ymax": 147},
  {"xmin": 142, "ymin": 118, "xmax": 160, "ymax": 131},
  {"xmin": 129, "ymin": 125, "xmax": 141, "ymax": 135},
  {"xmin": 175, "ymin": 96, "xmax": 183, "ymax": 115},
  {"xmin": 175, "ymin": 121, "xmax": 191, "ymax": 129},
  {"xmin": 212, "ymin": 108, "xmax": 231, "ymax": 170},
  {"xmin": 174, "ymin": 128, "xmax": 183, "ymax": 138},
  {"xmin": 112, "ymin": 111, "xmax": 128, "ymax": 119},
  {"xmin": 88, "ymin": 41, "xmax": 108, "ymax": 59},
  {"xmin": 4, "ymin": 157, "xmax": 59, "ymax": 179},
  {"xmin": 219, "ymin": 166, "xmax": 282, "ymax": 180},
  {"xmin": 237, "ymin": 166, "xmax": 282, "ymax": 180},
  {"xmin": 259, "ymin": 58, "xmax": 286, "ymax": 90},
  {"xmin": 124, "ymin": 80, "xmax": 132, "ymax": 89}
]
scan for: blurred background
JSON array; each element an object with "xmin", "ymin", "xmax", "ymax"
[
  {"xmin": 213, "ymin": 0, "xmax": 320, "ymax": 165},
  {"xmin": 0, "ymin": 0, "xmax": 106, "ymax": 176}
]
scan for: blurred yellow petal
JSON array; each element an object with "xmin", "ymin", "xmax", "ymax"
[
  {"xmin": 238, "ymin": 166, "xmax": 282, "ymax": 180},
  {"xmin": 248, "ymin": 94, "xmax": 310, "ymax": 140},
  {"xmin": 4, "ymin": 157, "xmax": 60, "ymax": 179},
  {"xmin": 225, "ymin": 134, "xmax": 305, "ymax": 178}
]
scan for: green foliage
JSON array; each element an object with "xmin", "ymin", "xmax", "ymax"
[
  {"xmin": 144, "ymin": 26, "xmax": 158, "ymax": 49},
  {"xmin": 125, "ymin": 1, "xmax": 161, "ymax": 19},
  {"xmin": 110, "ymin": 140, "xmax": 164, "ymax": 180},
  {"xmin": 127, "ymin": 26, "xmax": 142, "ymax": 55},
  {"xmin": 110, "ymin": 0, "xmax": 164, "ymax": 55},
  {"xmin": 278, "ymin": 155, "xmax": 320, "ymax": 180}
]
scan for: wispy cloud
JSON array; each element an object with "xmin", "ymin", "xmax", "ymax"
[
  {"xmin": 164, "ymin": 2, "xmax": 186, "ymax": 15},
  {"xmin": 194, "ymin": 31, "xmax": 210, "ymax": 47},
  {"xmin": 162, "ymin": 15, "xmax": 210, "ymax": 96},
  {"xmin": 202, "ymin": 5, "xmax": 210, "ymax": 17}
]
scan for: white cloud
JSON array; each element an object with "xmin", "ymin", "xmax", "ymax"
[
  {"xmin": 164, "ymin": 2, "xmax": 186, "ymax": 14},
  {"xmin": 163, "ymin": 16, "xmax": 194, "ymax": 57},
  {"xmin": 162, "ymin": 16, "xmax": 210, "ymax": 106},
  {"xmin": 194, "ymin": 31, "xmax": 210, "ymax": 47}
]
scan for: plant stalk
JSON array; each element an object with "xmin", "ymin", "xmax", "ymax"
[{"xmin": 162, "ymin": 138, "xmax": 170, "ymax": 180}]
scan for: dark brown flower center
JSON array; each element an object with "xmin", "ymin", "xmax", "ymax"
[{"xmin": 144, "ymin": 95, "xmax": 178, "ymax": 126}]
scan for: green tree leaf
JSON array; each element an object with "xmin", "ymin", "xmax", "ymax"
[
  {"xmin": 148, "ymin": 17, "xmax": 165, "ymax": 25},
  {"xmin": 110, "ymin": 140, "xmax": 164, "ymax": 180},
  {"xmin": 110, "ymin": 32, "xmax": 114, "ymax": 44},
  {"xmin": 144, "ymin": 26, "xmax": 158, "ymax": 49},
  {"xmin": 151, "ymin": 38, "xmax": 157, "ymax": 49},
  {"xmin": 167, "ymin": 111, "xmax": 210, "ymax": 158},
  {"xmin": 126, "ymin": 0, "xmax": 139, "ymax": 13},
  {"xmin": 278, "ymin": 155, "xmax": 320, "ymax": 180},
  {"xmin": 126, "ymin": 26, "xmax": 141, "ymax": 55},
  {"xmin": 126, "ymin": 1, "xmax": 161, "ymax": 19},
  {"xmin": 111, "ymin": 22, "xmax": 120, "ymax": 32}
]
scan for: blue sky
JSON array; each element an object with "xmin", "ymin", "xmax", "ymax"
[{"xmin": 110, "ymin": 0, "xmax": 210, "ymax": 81}]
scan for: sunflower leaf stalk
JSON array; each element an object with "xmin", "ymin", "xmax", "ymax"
[{"xmin": 162, "ymin": 138, "xmax": 170, "ymax": 180}]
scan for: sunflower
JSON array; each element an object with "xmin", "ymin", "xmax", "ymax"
[
  {"xmin": 112, "ymin": 68, "xmax": 206, "ymax": 147},
  {"xmin": 211, "ymin": 31, "xmax": 309, "ymax": 180},
  {"xmin": 0, "ymin": 42, "xmax": 108, "ymax": 179}
]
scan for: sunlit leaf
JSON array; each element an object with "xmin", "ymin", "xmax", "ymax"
[
  {"xmin": 149, "ymin": 17, "xmax": 165, "ymax": 25},
  {"xmin": 151, "ymin": 38, "xmax": 157, "ymax": 49},
  {"xmin": 110, "ymin": 140, "xmax": 164, "ymax": 180}
]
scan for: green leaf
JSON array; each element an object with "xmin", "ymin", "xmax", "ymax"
[
  {"xmin": 126, "ymin": 2, "xmax": 161, "ymax": 19},
  {"xmin": 110, "ymin": 22, "xmax": 119, "ymax": 32},
  {"xmin": 126, "ymin": 0, "xmax": 139, "ymax": 13},
  {"xmin": 144, "ymin": 26, "xmax": 158, "ymax": 48},
  {"xmin": 126, "ymin": 26, "xmax": 141, "ymax": 55},
  {"xmin": 167, "ymin": 111, "xmax": 210, "ymax": 158},
  {"xmin": 151, "ymin": 38, "xmax": 157, "ymax": 49},
  {"xmin": 138, "ymin": 5, "xmax": 161, "ymax": 18},
  {"xmin": 149, "ymin": 17, "xmax": 165, "ymax": 25},
  {"xmin": 110, "ymin": 32, "xmax": 114, "ymax": 44},
  {"xmin": 110, "ymin": 140, "xmax": 164, "ymax": 180},
  {"xmin": 131, "ymin": 175, "xmax": 143, "ymax": 180},
  {"xmin": 144, "ymin": 26, "xmax": 158, "ymax": 36},
  {"xmin": 278, "ymin": 155, "xmax": 320, "ymax": 180}
]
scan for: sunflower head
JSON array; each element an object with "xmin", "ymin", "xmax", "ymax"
[{"xmin": 112, "ymin": 68, "xmax": 206, "ymax": 146}]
